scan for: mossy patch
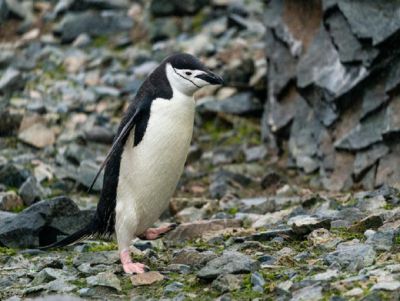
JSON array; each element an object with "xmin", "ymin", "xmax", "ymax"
[
  {"xmin": 86, "ymin": 242, "xmax": 118, "ymax": 252},
  {"xmin": 0, "ymin": 246, "xmax": 17, "ymax": 256}
]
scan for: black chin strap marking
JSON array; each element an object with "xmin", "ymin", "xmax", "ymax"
[{"xmin": 173, "ymin": 67, "xmax": 201, "ymax": 88}]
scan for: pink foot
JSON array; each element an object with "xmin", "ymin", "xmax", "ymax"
[
  {"xmin": 139, "ymin": 223, "xmax": 177, "ymax": 240},
  {"xmin": 120, "ymin": 248, "xmax": 146, "ymax": 274}
]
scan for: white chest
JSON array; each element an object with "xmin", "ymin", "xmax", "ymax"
[{"xmin": 115, "ymin": 94, "xmax": 195, "ymax": 234}]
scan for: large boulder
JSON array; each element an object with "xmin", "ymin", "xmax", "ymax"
[{"xmin": 0, "ymin": 196, "xmax": 94, "ymax": 248}]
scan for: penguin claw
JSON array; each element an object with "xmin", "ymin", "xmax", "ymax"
[{"xmin": 123, "ymin": 262, "xmax": 146, "ymax": 274}]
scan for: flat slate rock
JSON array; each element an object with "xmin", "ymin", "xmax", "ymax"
[
  {"xmin": 338, "ymin": 1, "xmax": 400, "ymax": 45},
  {"xmin": 197, "ymin": 251, "xmax": 260, "ymax": 280}
]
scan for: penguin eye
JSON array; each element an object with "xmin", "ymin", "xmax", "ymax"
[{"xmin": 185, "ymin": 72, "xmax": 192, "ymax": 76}]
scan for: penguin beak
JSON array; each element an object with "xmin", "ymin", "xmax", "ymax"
[{"xmin": 196, "ymin": 71, "xmax": 224, "ymax": 85}]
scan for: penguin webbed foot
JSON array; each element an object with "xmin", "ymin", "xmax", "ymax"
[
  {"xmin": 120, "ymin": 248, "xmax": 148, "ymax": 274},
  {"xmin": 123, "ymin": 262, "xmax": 148, "ymax": 274},
  {"xmin": 139, "ymin": 223, "xmax": 178, "ymax": 240}
]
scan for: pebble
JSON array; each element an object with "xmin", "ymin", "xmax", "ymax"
[
  {"xmin": 131, "ymin": 271, "xmax": 165, "ymax": 286},
  {"xmin": 197, "ymin": 251, "xmax": 260, "ymax": 280},
  {"xmin": 86, "ymin": 272, "xmax": 121, "ymax": 291}
]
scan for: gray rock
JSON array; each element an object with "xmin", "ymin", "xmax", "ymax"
[
  {"xmin": 383, "ymin": 97, "xmax": 400, "ymax": 136},
  {"xmin": 0, "ymin": 196, "xmax": 93, "ymax": 248},
  {"xmin": 209, "ymin": 170, "xmax": 251, "ymax": 199},
  {"xmin": 239, "ymin": 197, "xmax": 275, "ymax": 214},
  {"xmin": 165, "ymin": 264, "xmax": 191, "ymax": 274},
  {"xmin": 73, "ymin": 251, "xmax": 119, "ymax": 267},
  {"xmin": 147, "ymin": 17, "xmax": 179, "ymax": 42},
  {"xmin": 263, "ymin": 26, "xmax": 297, "ymax": 96},
  {"xmin": 31, "ymin": 268, "xmax": 77, "ymax": 286},
  {"xmin": 77, "ymin": 263, "xmax": 117, "ymax": 275},
  {"xmin": 83, "ymin": 126, "xmax": 114, "ymax": 144},
  {"xmin": 335, "ymin": 107, "xmax": 386, "ymax": 150},
  {"xmin": 353, "ymin": 144, "xmax": 389, "ymax": 178},
  {"xmin": 0, "ymin": 163, "xmax": 29, "ymax": 189},
  {"xmin": 288, "ymin": 215, "xmax": 331, "ymax": 235},
  {"xmin": 198, "ymin": 93, "xmax": 262, "ymax": 116},
  {"xmin": 0, "ymin": 68, "xmax": 22, "ymax": 93},
  {"xmin": 172, "ymin": 248, "xmax": 217, "ymax": 268},
  {"xmin": 86, "ymin": 272, "xmax": 121, "ymax": 291},
  {"xmin": 324, "ymin": 241, "xmax": 376, "ymax": 271},
  {"xmin": 288, "ymin": 99, "xmax": 327, "ymax": 173},
  {"xmin": 375, "ymin": 144, "xmax": 400, "ymax": 188},
  {"xmin": 371, "ymin": 280, "xmax": 400, "ymax": 291},
  {"xmin": 18, "ymin": 176, "xmax": 45, "ymax": 206},
  {"xmin": 338, "ymin": 1, "xmax": 400, "ymax": 45},
  {"xmin": 150, "ymin": 0, "xmax": 209, "ymax": 17},
  {"xmin": 75, "ymin": 160, "xmax": 103, "ymax": 191},
  {"xmin": 55, "ymin": 11, "xmax": 133, "ymax": 43},
  {"xmin": 4, "ymin": 0, "xmax": 34, "ymax": 21},
  {"xmin": 197, "ymin": 251, "xmax": 259, "ymax": 280},
  {"xmin": 251, "ymin": 272, "xmax": 265, "ymax": 292},
  {"xmin": 211, "ymin": 274, "xmax": 241, "ymax": 293},
  {"xmin": 0, "ymin": 0, "xmax": 8, "ymax": 25},
  {"xmin": 297, "ymin": 26, "xmax": 367, "ymax": 99},
  {"xmin": 291, "ymin": 284, "xmax": 323, "ymax": 301},
  {"xmin": 250, "ymin": 228, "xmax": 294, "ymax": 242},
  {"xmin": 365, "ymin": 229, "xmax": 394, "ymax": 251},
  {"xmin": 164, "ymin": 281, "xmax": 183, "ymax": 293},
  {"xmin": 243, "ymin": 145, "xmax": 267, "ymax": 162},
  {"xmin": 325, "ymin": 10, "xmax": 378, "ymax": 65},
  {"xmin": 0, "ymin": 110, "xmax": 22, "ymax": 136}
]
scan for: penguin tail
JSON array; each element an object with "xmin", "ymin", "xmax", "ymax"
[{"xmin": 39, "ymin": 221, "xmax": 98, "ymax": 250}]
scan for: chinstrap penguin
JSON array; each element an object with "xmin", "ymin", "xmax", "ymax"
[{"xmin": 40, "ymin": 53, "xmax": 223, "ymax": 274}]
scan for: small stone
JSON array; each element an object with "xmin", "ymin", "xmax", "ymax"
[
  {"xmin": 0, "ymin": 163, "xmax": 29, "ymax": 188},
  {"xmin": 344, "ymin": 287, "xmax": 364, "ymax": 297},
  {"xmin": 324, "ymin": 241, "xmax": 376, "ymax": 271},
  {"xmin": 372, "ymin": 281, "xmax": 400, "ymax": 291},
  {"xmin": 365, "ymin": 229, "xmax": 394, "ymax": 251},
  {"xmin": 310, "ymin": 269, "xmax": 339, "ymax": 281},
  {"xmin": 0, "ymin": 110, "xmax": 22, "ymax": 136},
  {"xmin": 18, "ymin": 176, "xmax": 45, "ymax": 206},
  {"xmin": 73, "ymin": 251, "xmax": 119, "ymax": 267},
  {"xmin": 291, "ymin": 284, "xmax": 323, "ymax": 301},
  {"xmin": 164, "ymin": 281, "xmax": 183, "ymax": 293},
  {"xmin": 18, "ymin": 123, "xmax": 56, "ymax": 149},
  {"xmin": 198, "ymin": 92, "xmax": 262, "ymax": 116},
  {"xmin": 130, "ymin": 271, "xmax": 165, "ymax": 286},
  {"xmin": 212, "ymin": 274, "xmax": 242, "ymax": 293},
  {"xmin": 288, "ymin": 215, "xmax": 331, "ymax": 235},
  {"xmin": 251, "ymin": 272, "xmax": 265, "ymax": 292},
  {"xmin": 175, "ymin": 206, "xmax": 204, "ymax": 223},
  {"xmin": 0, "ymin": 191, "xmax": 23, "ymax": 211},
  {"xmin": 86, "ymin": 272, "xmax": 121, "ymax": 291},
  {"xmin": 349, "ymin": 214, "xmax": 383, "ymax": 233},
  {"xmin": 0, "ymin": 68, "xmax": 22, "ymax": 93},
  {"xmin": 172, "ymin": 248, "xmax": 216, "ymax": 268},
  {"xmin": 307, "ymin": 228, "xmax": 341, "ymax": 250},
  {"xmin": 197, "ymin": 251, "xmax": 259, "ymax": 280},
  {"xmin": 244, "ymin": 145, "xmax": 268, "ymax": 162},
  {"xmin": 165, "ymin": 264, "xmax": 191, "ymax": 274}
]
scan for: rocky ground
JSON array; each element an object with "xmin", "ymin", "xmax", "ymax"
[{"xmin": 0, "ymin": 0, "xmax": 400, "ymax": 300}]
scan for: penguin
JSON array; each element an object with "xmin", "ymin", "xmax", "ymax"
[{"xmin": 41, "ymin": 53, "xmax": 223, "ymax": 274}]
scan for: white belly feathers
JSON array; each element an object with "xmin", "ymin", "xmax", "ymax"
[{"xmin": 115, "ymin": 94, "xmax": 195, "ymax": 235}]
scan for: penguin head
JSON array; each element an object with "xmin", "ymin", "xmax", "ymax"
[{"xmin": 164, "ymin": 53, "xmax": 224, "ymax": 96}]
